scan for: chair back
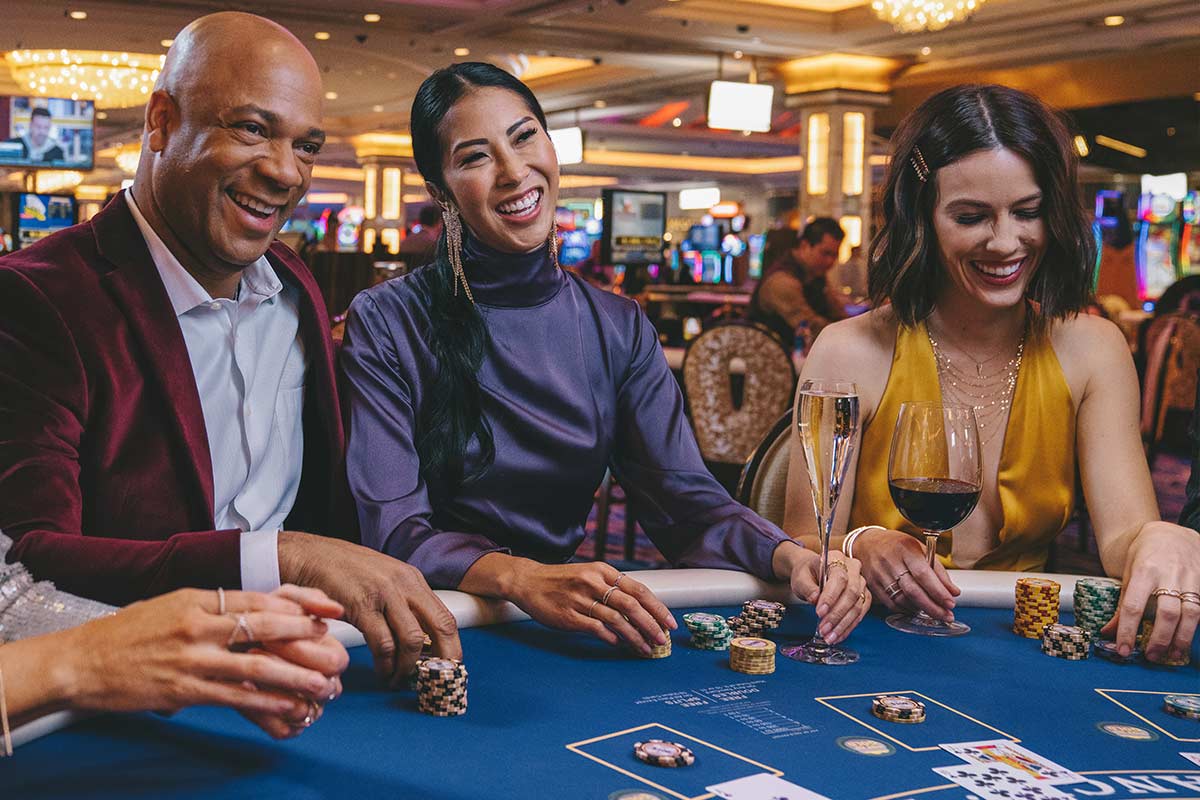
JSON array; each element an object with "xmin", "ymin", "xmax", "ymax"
[
  {"xmin": 736, "ymin": 410, "xmax": 793, "ymax": 527},
  {"xmin": 1141, "ymin": 312, "xmax": 1200, "ymax": 457},
  {"xmin": 682, "ymin": 321, "xmax": 796, "ymax": 465}
]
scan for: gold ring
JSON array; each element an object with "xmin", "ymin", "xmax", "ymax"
[
  {"xmin": 1180, "ymin": 592, "xmax": 1200, "ymax": 606},
  {"xmin": 587, "ymin": 600, "xmax": 601, "ymax": 619},
  {"xmin": 828, "ymin": 559, "xmax": 848, "ymax": 572},
  {"xmin": 858, "ymin": 589, "xmax": 868, "ymax": 604},
  {"xmin": 217, "ymin": 587, "xmax": 226, "ymax": 615},
  {"xmin": 612, "ymin": 573, "xmax": 626, "ymax": 589},
  {"xmin": 1151, "ymin": 588, "xmax": 1182, "ymax": 600},
  {"xmin": 601, "ymin": 586, "xmax": 618, "ymax": 606},
  {"xmin": 301, "ymin": 698, "xmax": 319, "ymax": 728}
]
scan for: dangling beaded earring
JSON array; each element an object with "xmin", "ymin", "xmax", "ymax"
[
  {"xmin": 443, "ymin": 205, "xmax": 474, "ymax": 304},
  {"xmin": 548, "ymin": 222, "xmax": 560, "ymax": 270}
]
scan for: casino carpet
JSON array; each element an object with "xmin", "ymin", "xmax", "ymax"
[{"xmin": 582, "ymin": 453, "xmax": 1194, "ymax": 576}]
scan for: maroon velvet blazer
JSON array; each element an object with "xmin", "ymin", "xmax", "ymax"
[{"xmin": 0, "ymin": 193, "xmax": 347, "ymax": 604}]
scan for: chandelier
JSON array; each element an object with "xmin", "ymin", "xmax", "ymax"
[
  {"xmin": 114, "ymin": 143, "xmax": 141, "ymax": 175},
  {"xmin": 871, "ymin": 0, "xmax": 986, "ymax": 33},
  {"xmin": 6, "ymin": 50, "xmax": 164, "ymax": 108}
]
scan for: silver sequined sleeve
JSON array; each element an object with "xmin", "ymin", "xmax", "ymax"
[{"xmin": 0, "ymin": 532, "xmax": 116, "ymax": 643}]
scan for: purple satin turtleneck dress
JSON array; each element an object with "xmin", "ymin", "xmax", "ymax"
[{"xmin": 340, "ymin": 234, "xmax": 795, "ymax": 589}]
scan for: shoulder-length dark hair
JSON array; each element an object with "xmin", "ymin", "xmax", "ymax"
[
  {"xmin": 408, "ymin": 62, "xmax": 548, "ymax": 496},
  {"xmin": 868, "ymin": 84, "xmax": 1095, "ymax": 330}
]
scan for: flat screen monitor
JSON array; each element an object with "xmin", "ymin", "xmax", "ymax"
[
  {"xmin": 0, "ymin": 96, "xmax": 95, "ymax": 170},
  {"xmin": 15, "ymin": 193, "xmax": 77, "ymax": 249},
  {"xmin": 687, "ymin": 223, "xmax": 721, "ymax": 251},
  {"xmin": 601, "ymin": 189, "xmax": 665, "ymax": 266}
]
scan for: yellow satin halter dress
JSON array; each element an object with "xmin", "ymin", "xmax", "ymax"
[{"xmin": 848, "ymin": 320, "xmax": 1076, "ymax": 571}]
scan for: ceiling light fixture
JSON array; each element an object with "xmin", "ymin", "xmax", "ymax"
[
  {"xmin": 871, "ymin": 0, "xmax": 986, "ymax": 33},
  {"xmin": 454, "ymin": 47, "xmax": 471, "ymax": 56},
  {"xmin": 363, "ymin": 13, "xmax": 382, "ymax": 22},
  {"xmin": 372, "ymin": 104, "xmax": 384, "ymax": 112},
  {"xmin": 672, "ymin": 117, "xmax": 682, "ymax": 127},
  {"xmin": 593, "ymin": 99, "xmax": 607, "ymax": 108},
  {"xmin": 1072, "ymin": 135, "xmax": 1089, "ymax": 157},
  {"xmin": 733, "ymin": 50, "xmax": 743, "ymax": 59},
  {"xmin": 314, "ymin": 31, "xmax": 331, "ymax": 41},
  {"xmin": 920, "ymin": 46, "xmax": 932, "ymax": 55},
  {"xmin": 68, "ymin": 10, "xmax": 88, "ymax": 20},
  {"xmin": 6, "ymin": 49, "xmax": 164, "ymax": 108},
  {"xmin": 325, "ymin": 91, "xmax": 338, "ymax": 100},
  {"xmin": 161, "ymin": 39, "xmax": 174, "ymax": 48},
  {"xmin": 1103, "ymin": 15, "xmax": 1125, "ymax": 26}
]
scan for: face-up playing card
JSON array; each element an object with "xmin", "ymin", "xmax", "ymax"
[
  {"xmin": 706, "ymin": 773, "xmax": 832, "ymax": 800},
  {"xmin": 1181, "ymin": 752, "xmax": 1200, "ymax": 767},
  {"xmin": 939, "ymin": 739, "xmax": 1084, "ymax": 784},
  {"xmin": 932, "ymin": 764, "xmax": 1073, "ymax": 800}
]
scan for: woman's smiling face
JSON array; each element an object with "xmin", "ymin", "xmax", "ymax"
[
  {"xmin": 932, "ymin": 146, "xmax": 1048, "ymax": 312},
  {"xmin": 431, "ymin": 86, "xmax": 560, "ymax": 254}
]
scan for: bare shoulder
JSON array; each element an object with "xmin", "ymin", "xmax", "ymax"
[
  {"xmin": 1048, "ymin": 313, "xmax": 1131, "ymax": 368},
  {"xmin": 802, "ymin": 308, "xmax": 897, "ymax": 408},
  {"xmin": 809, "ymin": 307, "xmax": 897, "ymax": 363}
]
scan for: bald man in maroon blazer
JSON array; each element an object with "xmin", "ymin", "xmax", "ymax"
[{"xmin": 0, "ymin": 11, "xmax": 459, "ymax": 687}]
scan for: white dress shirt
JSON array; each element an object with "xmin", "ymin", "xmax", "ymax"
[{"xmin": 126, "ymin": 193, "xmax": 305, "ymax": 592}]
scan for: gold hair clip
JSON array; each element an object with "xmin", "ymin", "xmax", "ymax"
[{"xmin": 910, "ymin": 146, "xmax": 930, "ymax": 183}]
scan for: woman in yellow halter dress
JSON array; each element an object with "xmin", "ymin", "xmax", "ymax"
[{"xmin": 782, "ymin": 84, "xmax": 1200, "ymax": 663}]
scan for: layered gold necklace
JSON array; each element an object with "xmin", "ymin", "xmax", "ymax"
[{"xmin": 926, "ymin": 322, "xmax": 1025, "ymax": 447}]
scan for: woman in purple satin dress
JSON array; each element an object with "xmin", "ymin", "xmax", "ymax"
[{"xmin": 340, "ymin": 63, "xmax": 870, "ymax": 655}]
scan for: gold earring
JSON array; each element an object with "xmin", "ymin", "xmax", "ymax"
[
  {"xmin": 442, "ymin": 206, "xmax": 474, "ymax": 305},
  {"xmin": 548, "ymin": 222, "xmax": 560, "ymax": 270}
]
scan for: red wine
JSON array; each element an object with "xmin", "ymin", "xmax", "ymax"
[{"xmin": 889, "ymin": 477, "xmax": 980, "ymax": 532}]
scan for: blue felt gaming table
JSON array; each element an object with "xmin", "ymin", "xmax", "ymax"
[{"xmin": 6, "ymin": 569, "xmax": 1199, "ymax": 800}]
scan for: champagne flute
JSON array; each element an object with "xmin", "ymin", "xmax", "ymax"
[
  {"xmin": 885, "ymin": 401, "xmax": 982, "ymax": 636},
  {"xmin": 781, "ymin": 379, "xmax": 861, "ymax": 665}
]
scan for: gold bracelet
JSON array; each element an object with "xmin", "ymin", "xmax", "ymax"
[{"xmin": 0, "ymin": 665, "xmax": 12, "ymax": 757}]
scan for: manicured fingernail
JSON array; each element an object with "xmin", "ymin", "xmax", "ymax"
[{"xmin": 817, "ymin": 604, "xmax": 829, "ymax": 616}]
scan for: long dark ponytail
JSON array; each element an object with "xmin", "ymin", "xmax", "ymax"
[{"xmin": 409, "ymin": 62, "xmax": 549, "ymax": 496}]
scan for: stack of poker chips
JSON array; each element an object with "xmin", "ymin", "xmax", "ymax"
[
  {"xmin": 1013, "ymin": 577, "xmax": 1061, "ymax": 638},
  {"xmin": 683, "ymin": 612, "xmax": 733, "ymax": 650},
  {"xmin": 1163, "ymin": 694, "xmax": 1200, "ymax": 721},
  {"xmin": 738, "ymin": 600, "xmax": 786, "ymax": 633},
  {"xmin": 644, "ymin": 626, "xmax": 672, "ymax": 659},
  {"xmin": 416, "ymin": 657, "xmax": 468, "ymax": 716},
  {"xmin": 726, "ymin": 615, "xmax": 753, "ymax": 636},
  {"xmin": 1073, "ymin": 577, "xmax": 1121, "ymax": 634},
  {"xmin": 633, "ymin": 739, "xmax": 696, "ymax": 768},
  {"xmin": 729, "ymin": 636, "xmax": 776, "ymax": 675},
  {"xmin": 1138, "ymin": 620, "xmax": 1191, "ymax": 666},
  {"xmin": 870, "ymin": 695, "xmax": 926, "ymax": 724},
  {"xmin": 1041, "ymin": 623, "xmax": 1091, "ymax": 660}
]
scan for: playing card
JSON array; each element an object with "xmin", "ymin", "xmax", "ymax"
[
  {"xmin": 939, "ymin": 739, "xmax": 1084, "ymax": 784},
  {"xmin": 1181, "ymin": 752, "xmax": 1200, "ymax": 767},
  {"xmin": 933, "ymin": 764, "xmax": 1073, "ymax": 800},
  {"xmin": 706, "ymin": 773, "xmax": 832, "ymax": 800}
]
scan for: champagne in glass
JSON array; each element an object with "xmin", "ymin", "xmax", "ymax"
[
  {"xmin": 885, "ymin": 402, "xmax": 982, "ymax": 636},
  {"xmin": 781, "ymin": 379, "xmax": 860, "ymax": 665}
]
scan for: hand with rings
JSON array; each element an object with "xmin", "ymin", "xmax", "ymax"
[
  {"xmin": 39, "ymin": 586, "xmax": 349, "ymax": 741},
  {"xmin": 771, "ymin": 541, "xmax": 870, "ymax": 645},
  {"xmin": 464, "ymin": 556, "xmax": 677, "ymax": 656},
  {"xmin": 1101, "ymin": 520, "xmax": 1200, "ymax": 664},
  {"xmin": 851, "ymin": 528, "xmax": 960, "ymax": 621}
]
